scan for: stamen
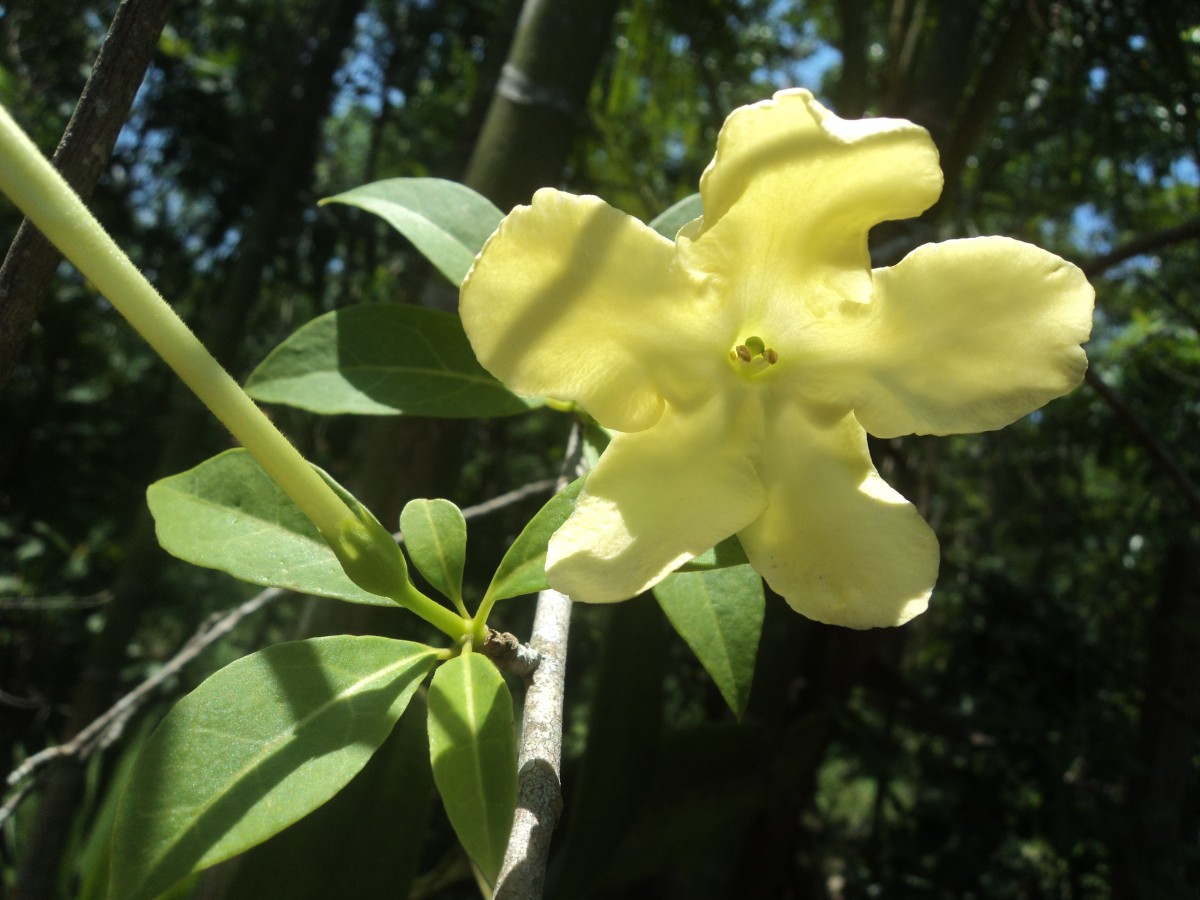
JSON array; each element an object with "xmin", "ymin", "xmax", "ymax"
[{"xmin": 728, "ymin": 335, "xmax": 780, "ymax": 375}]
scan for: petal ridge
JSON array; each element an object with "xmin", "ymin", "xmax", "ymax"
[
  {"xmin": 547, "ymin": 394, "xmax": 768, "ymax": 602},
  {"xmin": 738, "ymin": 405, "xmax": 939, "ymax": 629},
  {"xmin": 461, "ymin": 188, "xmax": 716, "ymax": 432},
  {"xmin": 676, "ymin": 89, "xmax": 945, "ymax": 328},
  {"xmin": 850, "ymin": 236, "xmax": 1095, "ymax": 438}
]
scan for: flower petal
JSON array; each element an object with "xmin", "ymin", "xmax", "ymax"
[
  {"xmin": 676, "ymin": 89, "xmax": 942, "ymax": 332},
  {"xmin": 547, "ymin": 392, "xmax": 768, "ymax": 602},
  {"xmin": 738, "ymin": 403, "xmax": 938, "ymax": 629},
  {"xmin": 847, "ymin": 237, "xmax": 1094, "ymax": 438},
  {"xmin": 460, "ymin": 188, "xmax": 718, "ymax": 432}
]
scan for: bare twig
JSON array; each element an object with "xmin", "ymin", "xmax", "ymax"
[
  {"xmin": 1084, "ymin": 367, "xmax": 1200, "ymax": 516},
  {"xmin": 461, "ymin": 479, "xmax": 557, "ymax": 521},
  {"xmin": 0, "ymin": 0, "xmax": 173, "ymax": 391},
  {"xmin": 1077, "ymin": 225, "xmax": 1200, "ymax": 518},
  {"xmin": 0, "ymin": 589, "xmax": 114, "ymax": 611},
  {"xmin": 0, "ymin": 687, "xmax": 42, "ymax": 710},
  {"xmin": 0, "ymin": 780, "xmax": 35, "ymax": 830},
  {"xmin": 495, "ymin": 425, "xmax": 586, "ymax": 899},
  {"xmin": 2, "ymin": 588, "xmax": 285, "ymax": 811},
  {"xmin": 1082, "ymin": 217, "xmax": 1200, "ymax": 279},
  {"xmin": 495, "ymin": 586, "xmax": 572, "ymax": 899}
]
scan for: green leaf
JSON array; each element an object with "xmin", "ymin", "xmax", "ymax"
[
  {"xmin": 648, "ymin": 192, "xmax": 702, "ymax": 239},
  {"xmin": 677, "ymin": 534, "xmax": 749, "ymax": 572},
  {"xmin": 427, "ymin": 653, "xmax": 517, "ymax": 885},
  {"xmin": 484, "ymin": 476, "xmax": 586, "ymax": 602},
  {"xmin": 321, "ymin": 177, "xmax": 503, "ymax": 286},
  {"xmin": 653, "ymin": 564, "xmax": 764, "ymax": 718},
  {"xmin": 75, "ymin": 720, "xmax": 155, "ymax": 900},
  {"xmin": 147, "ymin": 449, "xmax": 395, "ymax": 606},
  {"xmin": 401, "ymin": 498, "xmax": 467, "ymax": 605},
  {"xmin": 109, "ymin": 636, "xmax": 439, "ymax": 900},
  {"xmin": 244, "ymin": 304, "xmax": 537, "ymax": 418},
  {"xmin": 221, "ymin": 694, "xmax": 434, "ymax": 900}
]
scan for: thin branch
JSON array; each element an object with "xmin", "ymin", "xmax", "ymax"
[
  {"xmin": 1082, "ymin": 217, "xmax": 1200, "ymax": 279},
  {"xmin": 0, "ymin": 589, "xmax": 114, "ymax": 611},
  {"xmin": 1077, "ymin": 223, "xmax": 1200, "ymax": 518},
  {"xmin": 0, "ymin": 687, "xmax": 42, "ymax": 710},
  {"xmin": 2, "ymin": 588, "xmax": 285, "ymax": 811},
  {"xmin": 461, "ymin": 478, "xmax": 557, "ymax": 521},
  {"xmin": 0, "ymin": 781, "xmax": 34, "ymax": 830},
  {"xmin": 0, "ymin": 0, "xmax": 173, "ymax": 392},
  {"xmin": 495, "ymin": 425, "xmax": 586, "ymax": 899},
  {"xmin": 495, "ymin": 587, "xmax": 571, "ymax": 899},
  {"xmin": 1084, "ymin": 367, "xmax": 1200, "ymax": 516}
]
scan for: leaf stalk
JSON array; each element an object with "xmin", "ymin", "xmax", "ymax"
[{"xmin": 0, "ymin": 103, "xmax": 468, "ymax": 640}]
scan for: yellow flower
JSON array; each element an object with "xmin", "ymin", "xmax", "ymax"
[{"xmin": 460, "ymin": 89, "xmax": 1094, "ymax": 628}]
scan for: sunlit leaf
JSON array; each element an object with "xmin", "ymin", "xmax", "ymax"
[
  {"xmin": 426, "ymin": 653, "xmax": 517, "ymax": 885},
  {"xmin": 148, "ymin": 449, "xmax": 396, "ymax": 606},
  {"xmin": 401, "ymin": 498, "xmax": 467, "ymax": 605},
  {"xmin": 221, "ymin": 695, "xmax": 434, "ymax": 900},
  {"xmin": 109, "ymin": 637, "xmax": 438, "ymax": 900},
  {"xmin": 321, "ymin": 177, "xmax": 502, "ymax": 285},
  {"xmin": 75, "ymin": 720, "xmax": 155, "ymax": 900},
  {"xmin": 647, "ymin": 192, "xmax": 702, "ymax": 239},
  {"xmin": 484, "ymin": 476, "xmax": 586, "ymax": 602},
  {"xmin": 245, "ymin": 304, "xmax": 537, "ymax": 418},
  {"xmin": 653, "ymin": 564, "xmax": 764, "ymax": 718}
]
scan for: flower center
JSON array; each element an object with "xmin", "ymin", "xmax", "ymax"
[{"xmin": 728, "ymin": 335, "xmax": 778, "ymax": 377}]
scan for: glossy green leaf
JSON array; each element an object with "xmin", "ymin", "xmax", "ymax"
[
  {"xmin": 321, "ymin": 177, "xmax": 502, "ymax": 286},
  {"xmin": 677, "ymin": 534, "xmax": 749, "ymax": 572},
  {"xmin": 648, "ymin": 192, "xmax": 702, "ymax": 239},
  {"xmin": 653, "ymin": 564, "xmax": 764, "ymax": 718},
  {"xmin": 484, "ymin": 476, "xmax": 586, "ymax": 602},
  {"xmin": 75, "ymin": 720, "xmax": 155, "ymax": 900},
  {"xmin": 427, "ymin": 653, "xmax": 517, "ymax": 886},
  {"xmin": 401, "ymin": 498, "xmax": 467, "ymax": 605},
  {"xmin": 148, "ymin": 449, "xmax": 395, "ymax": 606},
  {"xmin": 221, "ymin": 695, "xmax": 434, "ymax": 900},
  {"xmin": 109, "ymin": 637, "xmax": 439, "ymax": 900},
  {"xmin": 244, "ymin": 304, "xmax": 537, "ymax": 418}
]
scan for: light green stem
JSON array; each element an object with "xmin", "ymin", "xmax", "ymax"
[
  {"xmin": 0, "ymin": 103, "xmax": 468, "ymax": 641},
  {"xmin": 471, "ymin": 588, "xmax": 501, "ymax": 645}
]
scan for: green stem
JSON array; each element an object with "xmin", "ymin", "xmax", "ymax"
[
  {"xmin": 0, "ymin": 103, "xmax": 468, "ymax": 641},
  {"xmin": 471, "ymin": 590, "xmax": 500, "ymax": 645},
  {"xmin": 0, "ymin": 104, "xmax": 346, "ymax": 536}
]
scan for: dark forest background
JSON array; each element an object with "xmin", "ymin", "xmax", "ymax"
[{"xmin": 1, "ymin": 0, "xmax": 1198, "ymax": 897}]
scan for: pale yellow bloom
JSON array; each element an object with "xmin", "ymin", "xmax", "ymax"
[{"xmin": 460, "ymin": 89, "xmax": 1094, "ymax": 628}]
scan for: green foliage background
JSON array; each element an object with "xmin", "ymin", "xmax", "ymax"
[{"xmin": 2, "ymin": 0, "xmax": 1198, "ymax": 897}]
